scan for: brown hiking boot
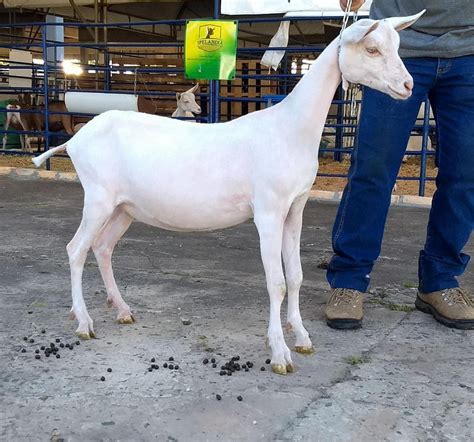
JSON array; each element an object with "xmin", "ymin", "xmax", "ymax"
[
  {"xmin": 325, "ymin": 288, "xmax": 364, "ymax": 330},
  {"xmin": 415, "ymin": 288, "xmax": 474, "ymax": 330}
]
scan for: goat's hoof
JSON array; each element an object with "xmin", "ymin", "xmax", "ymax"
[
  {"xmin": 286, "ymin": 363, "xmax": 295, "ymax": 373},
  {"xmin": 76, "ymin": 331, "xmax": 93, "ymax": 340},
  {"xmin": 294, "ymin": 346, "xmax": 315, "ymax": 355},
  {"xmin": 271, "ymin": 364, "xmax": 288, "ymax": 375},
  {"xmin": 117, "ymin": 314, "xmax": 135, "ymax": 324}
]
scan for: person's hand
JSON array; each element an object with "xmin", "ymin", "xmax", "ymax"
[{"xmin": 339, "ymin": 0, "xmax": 365, "ymax": 11}]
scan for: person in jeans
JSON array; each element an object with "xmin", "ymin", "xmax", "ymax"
[{"xmin": 325, "ymin": 0, "xmax": 474, "ymax": 330}]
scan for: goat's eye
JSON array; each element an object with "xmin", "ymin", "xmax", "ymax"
[{"xmin": 366, "ymin": 47, "xmax": 380, "ymax": 55}]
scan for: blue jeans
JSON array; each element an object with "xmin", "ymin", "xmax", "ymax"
[{"xmin": 327, "ymin": 56, "xmax": 474, "ymax": 293}]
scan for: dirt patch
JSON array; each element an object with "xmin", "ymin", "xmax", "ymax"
[
  {"xmin": 0, "ymin": 153, "xmax": 76, "ymax": 173},
  {"xmin": 0, "ymin": 153, "xmax": 437, "ymax": 196},
  {"xmin": 316, "ymin": 156, "xmax": 436, "ymax": 197}
]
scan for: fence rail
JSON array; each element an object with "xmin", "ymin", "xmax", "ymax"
[{"xmin": 0, "ymin": 6, "xmax": 436, "ymax": 196}]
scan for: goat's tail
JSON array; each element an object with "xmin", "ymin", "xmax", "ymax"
[{"xmin": 32, "ymin": 144, "xmax": 67, "ymax": 168}]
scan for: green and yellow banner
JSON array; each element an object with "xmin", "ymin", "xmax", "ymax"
[{"xmin": 185, "ymin": 20, "xmax": 238, "ymax": 80}]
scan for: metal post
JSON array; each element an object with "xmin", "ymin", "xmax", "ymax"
[
  {"xmin": 209, "ymin": 0, "xmax": 220, "ymax": 123},
  {"xmin": 104, "ymin": 49, "xmax": 111, "ymax": 91},
  {"xmin": 42, "ymin": 24, "xmax": 51, "ymax": 170},
  {"xmin": 103, "ymin": 0, "xmax": 110, "ymax": 91},
  {"xmin": 282, "ymin": 54, "xmax": 289, "ymax": 96},
  {"xmin": 335, "ymin": 86, "xmax": 344, "ymax": 162},
  {"xmin": 418, "ymin": 97, "xmax": 430, "ymax": 196}
]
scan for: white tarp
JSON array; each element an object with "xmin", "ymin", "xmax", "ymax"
[
  {"xmin": 3, "ymin": 0, "xmax": 134, "ymax": 7},
  {"xmin": 221, "ymin": 0, "xmax": 372, "ymax": 16},
  {"xmin": 9, "ymin": 49, "xmax": 32, "ymax": 88}
]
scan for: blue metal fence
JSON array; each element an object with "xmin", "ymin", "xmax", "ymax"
[{"xmin": 0, "ymin": 4, "xmax": 435, "ymax": 195}]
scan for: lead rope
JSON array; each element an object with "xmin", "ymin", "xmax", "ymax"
[
  {"xmin": 134, "ymin": 67, "xmax": 159, "ymax": 114},
  {"xmin": 339, "ymin": 0, "xmax": 361, "ymax": 149}
]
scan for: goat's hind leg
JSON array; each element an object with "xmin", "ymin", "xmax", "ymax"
[
  {"xmin": 283, "ymin": 195, "xmax": 313, "ymax": 354},
  {"xmin": 67, "ymin": 191, "xmax": 115, "ymax": 339},
  {"xmin": 93, "ymin": 208, "xmax": 134, "ymax": 324}
]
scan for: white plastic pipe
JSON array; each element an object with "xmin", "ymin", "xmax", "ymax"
[{"xmin": 65, "ymin": 92, "xmax": 139, "ymax": 114}]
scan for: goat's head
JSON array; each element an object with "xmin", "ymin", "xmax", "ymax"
[
  {"xmin": 338, "ymin": 10, "xmax": 425, "ymax": 100},
  {"xmin": 176, "ymin": 83, "xmax": 201, "ymax": 115}
]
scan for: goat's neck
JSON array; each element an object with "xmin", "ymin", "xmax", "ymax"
[
  {"xmin": 279, "ymin": 39, "xmax": 341, "ymax": 137},
  {"xmin": 174, "ymin": 107, "xmax": 192, "ymax": 118}
]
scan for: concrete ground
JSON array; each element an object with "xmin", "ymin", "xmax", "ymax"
[{"xmin": 1, "ymin": 176, "xmax": 473, "ymax": 442}]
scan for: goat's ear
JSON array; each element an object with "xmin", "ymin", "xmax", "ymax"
[
  {"xmin": 176, "ymin": 92, "xmax": 181, "ymax": 101},
  {"xmin": 341, "ymin": 19, "xmax": 380, "ymax": 44},
  {"xmin": 186, "ymin": 83, "xmax": 199, "ymax": 94},
  {"xmin": 384, "ymin": 10, "xmax": 426, "ymax": 32}
]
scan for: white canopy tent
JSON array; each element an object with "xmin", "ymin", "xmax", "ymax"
[
  {"xmin": 221, "ymin": 0, "xmax": 372, "ymax": 16},
  {"xmin": 222, "ymin": 1, "xmax": 372, "ymax": 70},
  {"xmin": 2, "ymin": 0, "xmax": 134, "ymax": 7}
]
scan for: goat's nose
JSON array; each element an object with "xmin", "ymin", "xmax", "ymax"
[{"xmin": 404, "ymin": 78, "xmax": 414, "ymax": 92}]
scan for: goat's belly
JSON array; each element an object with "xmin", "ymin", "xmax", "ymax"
[{"xmin": 122, "ymin": 198, "xmax": 253, "ymax": 232}]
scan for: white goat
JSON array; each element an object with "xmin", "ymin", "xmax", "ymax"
[
  {"xmin": 171, "ymin": 83, "xmax": 201, "ymax": 119},
  {"xmin": 3, "ymin": 104, "xmax": 34, "ymax": 151},
  {"xmin": 33, "ymin": 12, "xmax": 423, "ymax": 375}
]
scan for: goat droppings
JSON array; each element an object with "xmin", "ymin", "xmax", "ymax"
[
  {"xmin": 237, "ymin": 396, "xmax": 243, "ymax": 402},
  {"xmin": 107, "ymin": 368, "xmax": 112, "ymax": 373},
  {"xmin": 216, "ymin": 394, "xmax": 222, "ymax": 401},
  {"xmin": 100, "ymin": 376, "xmax": 105, "ymax": 381}
]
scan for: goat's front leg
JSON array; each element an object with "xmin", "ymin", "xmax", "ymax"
[
  {"xmin": 254, "ymin": 211, "xmax": 293, "ymax": 375},
  {"xmin": 24, "ymin": 136, "xmax": 32, "ymax": 152},
  {"xmin": 2, "ymin": 117, "xmax": 9, "ymax": 149},
  {"xmin": 283, "ymin": 195, "xmax": 313, "ymax": 354},
  {"xmin": 19, "ymin": 119, "xmax": 30, "ymax": 152}
]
